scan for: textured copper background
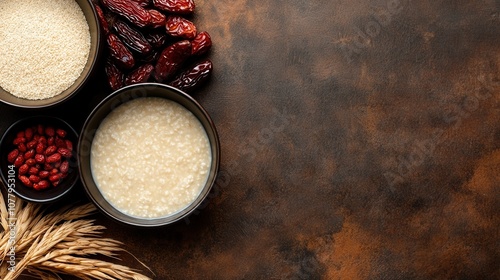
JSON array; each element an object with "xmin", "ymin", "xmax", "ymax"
[{"xmin": 2, "ymin": 0, "xmax": 499, "ymax": 279}]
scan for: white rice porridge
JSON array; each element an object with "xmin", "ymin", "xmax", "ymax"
[{"xmin": 90, "ymin": 97, "xmax": 212, "ymax": 219}]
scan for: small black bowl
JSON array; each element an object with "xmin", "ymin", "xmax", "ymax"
[
  {"xmin": 0, "ymin": 116, "xmax": 79, "ymax": 203},
  {"xmin": 78, "ymin": 83, "xmax": 220, "ymax": 227}
]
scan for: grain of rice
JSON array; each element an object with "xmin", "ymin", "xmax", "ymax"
[{"xmin": 0, "ymin": 0, "xmax": 91, "ymax": 100}]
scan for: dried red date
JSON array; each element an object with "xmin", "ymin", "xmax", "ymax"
[
  {"xmin": 18, "ymin": 143, "xmax": 27, "ymax": 152},
  {"xmin": 13, "ymin": 137, "xmax": 26, "ymax": 145},
  {"xmin": 105, "ymin": 59, "xmax": 124, "ymax": 91},
  {"xmin": 58, "ymin": 148, "xmax": 72, "ymax": 158},
  {"xmin": 25, "ymin": 159, "xmax": 36, "ymax": 166},
  {"xmin": 153, "ymin": 0, "xmax": 194, "ymax": 14},
  {"xmin": 107, "ymin": 34, "xmax": 135, "ymax": 69},
  {"xmin": 56, "ymin": 129, "xmax": 67, "ymax": 138},
  {"xmin": 25, "ymin": 128, "xmax": 34, "ymax": 140},
  {"xmin": 35, "ymin": 154, "xmax": 45, "ymax": 164},
  {"xmin": 144, "ymin": 31, "xmax": 167, "ymax": 49},
  {"xmin": 154, "ymin": 40, "xmax": 191, "ymax": 82},
  {"xmin": 65, "ymin": 140, "xmax": 73, "ymax": 152},
  {"xmin": 95, "ymin": 5, "xmax": 110, "ymax": 35},
  {"xmin": 169, "ymin": 59, "xmax": 213, "ymax": 93},
  {"xmin": 38, "ymin": 136, "xmax": 47, "ymax": 145},
  {"xmin": 34, "ymin": 180, "xmax": 50, "ymax": 190},
  {"xmin": 148, "ymin": 9, "xmax": 166, "ymax": 28},
  {"xmin": 165, "ymin": 16, "xmax": 196, "ymax": 39},
  {"xmin": 191, "ymin": 31, "xmax": 212, "ymax": 56},
  {"xmin": 24, "ymin": 149, "xmax": 35, "ymax": 160},
  {"xmin": 49, "ymin": 174, "xmax": 62, "ymax": 183},
  {"xmin": 19, "ymin": 175, "xmax": 32, "ymax": 187},
  {"xmin": 45, "ymin": 127, "xmax": 55, "ymax": 137},
  {"xmin": 29, "ymin": 175, "xmax": 41, "ymax": 183},
  {"xmin": 7, "ymin": 149, "xmax": 19, "ymax": 163},
  {"xmin": 14, "ymin": 155, "xmax": 24, "ymax": 168},
  {"xmin": 45, "ymin": 145, "xmax": 57, "ymax": 156},
  {"xmin": 19, "ymin": 164, "xmax": 29, "ymax": 175},
  {"xmin": 102, "ymin": 0, "xmax": 152, "ymax": 28},
  {"xmin": 113, "ymin": 20, "xmax": 152, "ymax": 56},
  {"xmin": 37, "ymin": 124, "xmax": 44, "ymax": 136},
  {"xmin": 39, "ymin": 171, "xmax": 50, "ymax": 179},
  {"xmin": 36, "ymin": 142, "xmax": 45, "ymax": 154},
  {"xmin": 26, "ymin": 140, "xmax": 37, "ymax": 149},
  {"xmin": 29, "ymin": 167, "xmax": 39, "ymax": 175},
  {"xmin": 46, "ymin": 153, "xmax": 62, "ymax": 164},
  {"xmin": 60, "ymin": 161, "xmax": 69, "ymax": 174},
  {"xmin": 125, "ymin": 64, "xmax": 154, "ymax": 85}
]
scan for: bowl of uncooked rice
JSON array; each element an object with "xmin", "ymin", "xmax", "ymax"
[{"xmin": 0, "ymin": 0, "xmax": 101, "ymax": 108}]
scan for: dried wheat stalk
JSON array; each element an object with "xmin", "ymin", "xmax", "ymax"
[{"xmin": 0, "ymin": 189, "xmax": 153, "ymax": 280}]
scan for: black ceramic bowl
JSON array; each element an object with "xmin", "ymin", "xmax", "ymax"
[
  {"xmin": 78, "ymin": 83, "xmax": 220, "ymax": 227},
  {"xmin": 0, "ymin": 0, "xmax": 102, "ymax": 109},
  {"xmin": 0, "ymin": 116, "xmax": 80, "ymax": 203}
]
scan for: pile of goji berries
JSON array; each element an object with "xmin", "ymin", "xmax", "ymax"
[
  {"xmin": 7, "ymin": 125, "xmax": 74, "ymax": 190},
  {"xmin": 96, "ymin": 0, "xmax": 213, "ymax": 93}
]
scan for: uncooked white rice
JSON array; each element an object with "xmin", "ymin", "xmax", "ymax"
[
  {"xmin": 0, "ymin": 0, "xmax": 90, "ymax": 100},
  {"xmin": 91, "ymin": 97, "xmax": 212, "ymax": 219}
]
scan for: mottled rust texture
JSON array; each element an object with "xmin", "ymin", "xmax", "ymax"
[{"xmin": 2, "ymin": 0, "xmax": 499, "ymax": 279}]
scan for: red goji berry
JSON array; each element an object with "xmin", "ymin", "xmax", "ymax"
[{"xmin": 7, "ymin": 149, "xmax": 19, "ymax": 163}]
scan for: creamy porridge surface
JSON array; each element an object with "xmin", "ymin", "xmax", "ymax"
[{"xmin": 91, "ymin": 97, "xmax": 211, "ymax": 219}]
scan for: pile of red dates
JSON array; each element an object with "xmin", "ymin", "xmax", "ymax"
[{"xmin": 95, "ymin": 0, "xmax": 213, "ymax": 93}]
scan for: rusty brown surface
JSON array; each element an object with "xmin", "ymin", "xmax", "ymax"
[{"xmin": 2, "ymin": 0, "xmax": 500, "ymax": 279}]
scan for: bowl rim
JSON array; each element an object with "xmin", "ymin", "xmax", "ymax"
[
  {"xmin": 0, "ymin": 0, "xmax": 102, "ymax": 109},
  {"xmin": 77, "ymin": 83, "xmax": 220, "ymax": 227},
  {"xmin": 0, "ymin": 115, "xmax": 80, "ymax": 203}
]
